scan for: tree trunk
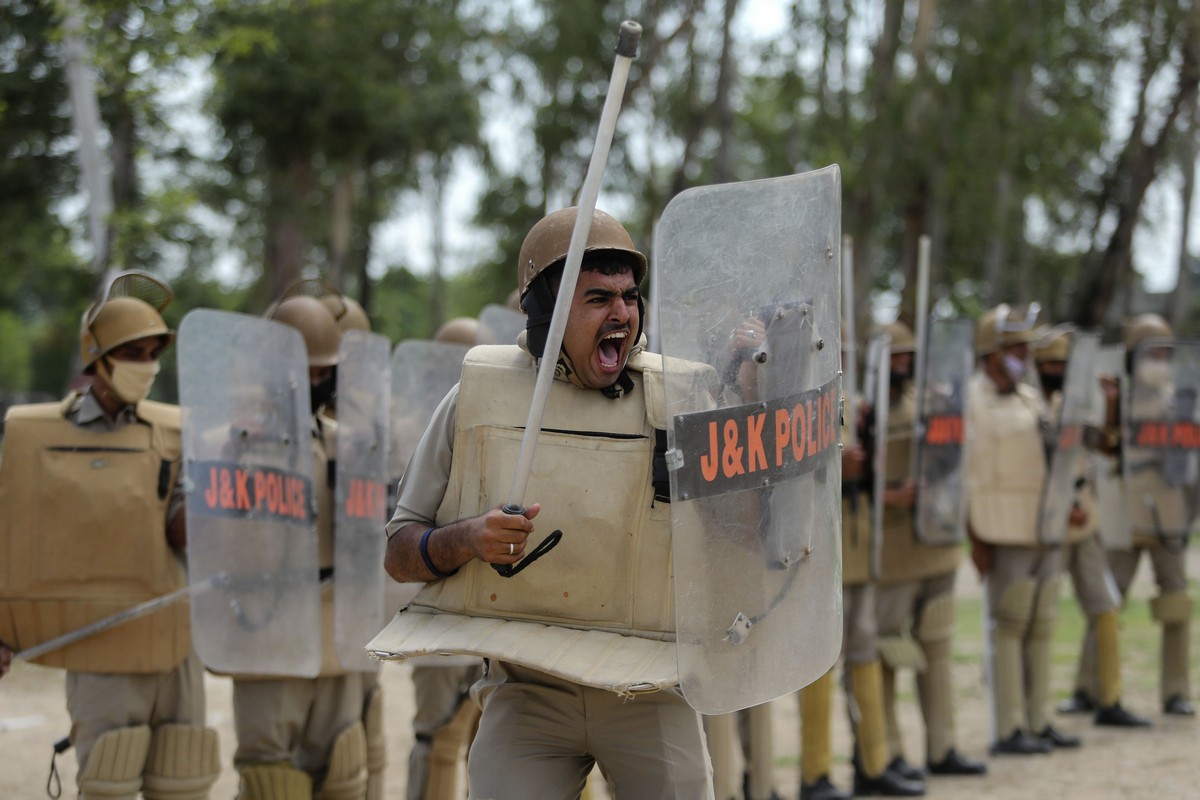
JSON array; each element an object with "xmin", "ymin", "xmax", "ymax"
[
  {"xmin": 264, "ymin": 157, "xmax": 314, "ymax": 304},
  {"xmin": 1169, "ymin": 97, "xmax": 1198, "ymax": 329},
  {"xmin": 1074, "ymin": 3, "xmax": 1200, "ymax": 327},
  {"xmin": 329, "ymin": 166, "xmax": 356, "ymax": 288},
  {"xmin": 713, "ymin": 0, "xmax": 740, "ymax": 184}
]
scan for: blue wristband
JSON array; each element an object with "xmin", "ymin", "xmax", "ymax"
[{"xmin": 419, "ymin": 527, "xmax": 458, "ymax": 579}]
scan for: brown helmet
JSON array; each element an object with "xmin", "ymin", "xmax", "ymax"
[
  {"xmin": 1123, "ymin": 313, "xmax": 1172, "ymax": 351},
  {"xmin": 265, "ymin": 295, "xmax": 341, "ymax": 367},
  {"xmin": 321, "ymin": 294, "xmax": 372, "ymax": 333},
  {"xmin": 869, "ymin": 321, "xmax": 916, "ymax": 354},
  {"xmin": 79, "ymin": 271, "xmax": 174, "ymax": 373},
  {"xmin": 433, "ymin": 317, "xmax": 479, "ymax": 346},
  {"xmin": 976, "ymin": 302, "xmax": 1041, "ymax": 355},
  {"xmin": 516, "ymin": 207, "xmax": 647, "ymax": 301},
  {"xmin": 1034, "ymin": 324, "xmax": 1072, "ymax": 363}
]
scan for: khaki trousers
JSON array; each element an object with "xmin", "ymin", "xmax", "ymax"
[
  {"xmin": 467, "ymin": 662, "xmax": 712, "ymax": 800},
  {"xmin": 233, "ymin": 673, "xmax": 365, "ymax": 785},
  {"xmin": 66, "ymin": 651, "xmax": 206, "ymax": 777}
]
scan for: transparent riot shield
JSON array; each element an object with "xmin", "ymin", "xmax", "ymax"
[
  {"xmin": 178, "ymin": 310, "xmax": 321, "ymax": 677},
  {"xmin": 1123, "ymin": 339, "xmax": 1200, "ymax": 549},
  {"xmin": 387, "ymin": 339, "xmax": 470, "ymax": 612},
  {"xmin": 656, "ymin": 166, "xmax": 842, "ymax": 714},
  {"xmin": 865, "ymin": 333, "xmax": 891, "ymax": 580},
  {"xmin": 333, "ymin": 330, "xmax": 391, "ymax": 670},
  {"xmin": 1093, "ymin": 345, "xmax": 1132, "ymax": 550},
  {"xmin": 913, "ymin": 318, "xmax": 973, "ymax": 546},
  {"xmin": 476, "ymin": 304, "xmax": 525, "ymax": 345},
  {"xmin": 1038, "ymin": 331, "xmax": 1100, "ymax": 545}
]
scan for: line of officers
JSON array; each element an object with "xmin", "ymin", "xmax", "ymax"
[
  {"xmin": 0, "ymin": 271, "xmax": 503, "ymax": 800},
  {"xmin": 0, "ymin": 271, "xmax": 1193, "ymax": 800},
  {"xmin": 706, "ymin": 303, "xmax": 1195, "ymax": 800}
]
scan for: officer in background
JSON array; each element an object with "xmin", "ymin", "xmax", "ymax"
[
  {"xmin": 0, "ymin": 271, "xmax": 220, "ymax": 799},
  {"xmin": 846, "ymin": 336, "xmax": 925, "ymax": 797},
  {"xmin": 871, "ymin": 322, "xmax": 988, "ymax": 778},
  {"xmin": 1034, "ymin": 327, "xmax": 1151, "ymax": 728},
  {"xmin": 405, "ymin": 314, "xmax": 485, "ymax": 800},
  {"xmin": 967, "ymin": 303, "xmax": 1080, "ymax": 755},
  {"xmin": 1074, "ymin": 314, "xmax": 1194, "ymax": 717},
  {"xmin": 318, "ymin": 285, "xmax": 391, "ymax": 800},
  {"xmin": 231, "ymin": 295, "xmax": 368, "ymax": 799},
  {"xmin": 380, "ymin": 207, "xmax": 712, "ymax": 797}
]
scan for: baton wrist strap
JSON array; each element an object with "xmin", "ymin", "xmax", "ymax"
[{"xmin": 420, "ymin": 527, "xmax": 459, "ymax": 579}]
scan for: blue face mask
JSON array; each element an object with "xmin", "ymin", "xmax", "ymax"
[{"xmin": 1004, "ymin": 353, "xmax": 1026, "ymax": 381}]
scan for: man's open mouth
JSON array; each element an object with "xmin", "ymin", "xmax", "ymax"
[{"xmin": 597, "ymin": 329, "xmax": 628, "ymax": 370}]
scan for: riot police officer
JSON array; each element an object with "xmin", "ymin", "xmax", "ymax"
[
  {"xmin": 871, "ymin": 321, "xmax": 988, "ymax": 778},
  {"xmin": 404, "ymin": 315, "xmax": 485, "ymax": 800},
  {"xmin": 0, "ymin": 271, "xmax": 220, "ymax": 799},
  {"xmin": 230, "ymin": 295, "xmax": 369, "ymax": 799},
  {"xmin": 967, "ymin": 304, "xmax": 1080, "ymax": 755},
  {"xmin": 1034, "ymin": 327, "xmax": 1152, "ymax": 728},
  {"xmin": 378, "ymin": 207, "xmax": 712, "ymax": 797},
  {"xmin": 1070, "ymin": 314, "xmax": 1195, "ymax": 717}
]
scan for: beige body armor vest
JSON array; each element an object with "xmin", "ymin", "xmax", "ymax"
[
  {"xmin": 375, "ymin": 345, "xmax": 685, "ymax": 694},
  {"xmin": 0, "ymin": 397, "xmax": 188, "ymax": 672},
  {"xmin": 966, "ymin": 373, "xmax": 1047, "ymax": 546},
  {"xmin": 878, "ymin": 388, "xmax": 960, "ymax": 584}
]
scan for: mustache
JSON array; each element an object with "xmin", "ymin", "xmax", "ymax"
[{"xmin": 598, "ymin": 322, "xmax": 631, "ymax": 339}]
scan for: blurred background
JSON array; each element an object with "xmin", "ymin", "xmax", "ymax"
[{"xmin": 2, "ymin": 0, "xmax": 1199, "ymax": 403}]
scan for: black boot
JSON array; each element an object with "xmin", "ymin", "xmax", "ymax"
[
  {"xmin": 1056, "ymin": 689, "xmax": 1096, "ymax": 714},
  {"xmin": 1037, "ymin": 724, "xmax": 1082, "ymax": 748},
  {"xmin": 1094, "ymin": 702, "xmax": 1152, "ymax": 728},
  {"xmin": 886, "ymin": 756, "xmax": 924, "ymax": 782},
  {"xmin": 1164, "ymin": 695, "xmax": 1196, "ymax": 716},
  {"xmin": 800, "ymin": 774, "xmax": 851, "ymax": 800},
  {"xmin": 926, "ymin": 748, "xmax": 987, "ymax": 776},
  {"xmin": 852, "ymin": 764, "xmax": 925, "ymax": 797},
  {"xmin": 990, "ymin": 728, "xmax": 1052, "ymax": 755}
]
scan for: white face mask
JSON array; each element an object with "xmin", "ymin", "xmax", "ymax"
[
  {"xmin": 1135, "ymin": 358, "xmax": 1171, "ymax": 390},
  {"xmin": 102, "ymin": 359, "xmax": 161, "ymax": 404},
  {"xmin": 1003, "ymin": 353, "xmax": 1027, "ymax": 382}
]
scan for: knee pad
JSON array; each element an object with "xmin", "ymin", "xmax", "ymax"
[
  {"xmin": 142, "ymin": 725, "xmax": 221, "ymax": 800},
  {"xmin": 315, "ymin": 722, "xmax": 367, "ymax": 800},
  {"xmin": 876, "ymin": 634, "xmax": 927, "ymax": 671},
  {"xmin": 1150, "ymin": 592, "xmax": 1192, "ymax": 624},
  {"xmin": 78, "ymin": 725, "xmax": 152, "ymax": 800},
  {"xmin": 1028, "ymin": 575, "xmax": 1064, "ymax": 640},
  {"xmin": 915, "ymin": 591, "xmax": 956, "ymax": 645},
  {"xmin": 993, "ymin": 578, "xmax": 1037, "ymax": 636},
  {"xmin": 238, "ymin": 763, "xmax": 312, "ymax": 800}
]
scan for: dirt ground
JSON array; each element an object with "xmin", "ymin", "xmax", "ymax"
[{"xmin": 2, "ymin": 551, "xmax": 1197, "ymax": 800}]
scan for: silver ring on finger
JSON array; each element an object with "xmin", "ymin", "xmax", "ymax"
[{"xmin": 508, "ymin": 542, "xmax": 514, "ymax": 555}]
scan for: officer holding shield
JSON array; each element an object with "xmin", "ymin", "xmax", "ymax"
[
  {"xmin": 0, "ymin": 272, "xmax": 220, "ymax": 799},
  {"xmin": 967, "ymin": 303, "xmax": 1080, "ymax": 755},
  {"xmin": 379, "ymin": 208, "xmax": 711, "ymax": 798},
  {"xmin": 1033, "ymin": 327, "xmax": 1151, "ymax": 728},
  {"xmin": 404, "ymin": 316, "xmax": 485, "ymax": 800},
  {"xmin": 1074, "ymin": 314, "xmax": 1195, "ymax": 717},
  {"xmin": 229, "ymin": 295, "xmax": 369, "ymax": 799},
  {"xmin": 871, "ymin": 321, "xmax": 988, "ymax": 778}
]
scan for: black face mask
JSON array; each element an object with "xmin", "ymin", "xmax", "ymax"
[
  {"xmin": 889, "ymin": 370, "xmax": 911, "ymax": 393},
  {"xmin": 1039, "ymin": 372, "xmax": 1064, "ymax": 394},
  {"xmin": 310, "ymin": 373, "xmax": 337, "ymax": 413}
]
